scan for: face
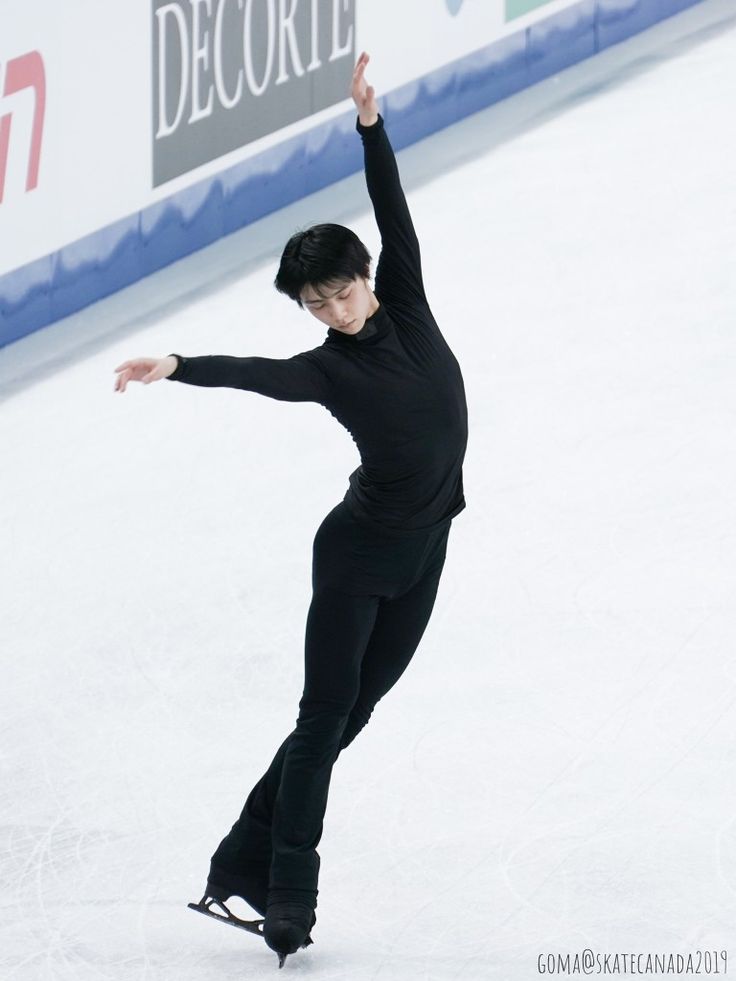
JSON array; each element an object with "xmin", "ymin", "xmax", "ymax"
[{"xmin": 300, "ymin": 276, "xmax": 379, "ymax": 334}]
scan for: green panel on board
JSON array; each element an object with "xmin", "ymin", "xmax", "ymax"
[{"xmin": 506, "ymin": 0, "xmax": 558, "ymax": 20}]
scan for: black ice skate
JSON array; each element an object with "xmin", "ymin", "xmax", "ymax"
[
  {"xmin": 187, "ymin": 890, "xmax": 265, "ymax": 938},
  {"xmin": 188, "ymin": 861, "xmax": 275, "ymax": 939},
  {"xmin": 205, "ymin": 861, "xmax": 269, "ymax": 916},
  {"xmin": 263, "ymin": 901, "xmax": 317, "ymax": 968}
]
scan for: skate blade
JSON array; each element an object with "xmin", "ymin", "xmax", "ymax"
[
  {"xmin": 188, "ymin": 895, "xmax": 265, "ymax": 937},
  {"xmin": 273, "ymin": 932, "xmax": 315, "ymax": 968}
]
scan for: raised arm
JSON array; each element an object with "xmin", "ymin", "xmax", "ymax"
[
  {"xmin": 352, "ymin": 53, "xmax": 427, "ymax": 307},
  {"xmin": 113, "ymin": 351, "xmax": 331, "ymax": 405}
]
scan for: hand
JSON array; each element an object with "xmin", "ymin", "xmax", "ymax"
[
  {"xmin": 351, "ymin": 51, "xmax": 378, "ymax": 127},
  {"xmin": 113, "ymin": 355, "xmax": 177, "ymax": 393}
]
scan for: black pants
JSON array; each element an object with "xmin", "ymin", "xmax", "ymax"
[{"xmin": 210, "ymin": 501, "xmax": 452, "ymax": 910}]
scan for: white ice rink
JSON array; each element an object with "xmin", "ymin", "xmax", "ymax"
[{"xmin": 1, "ymin": 2, "xmax": 735, "ymax": 978}]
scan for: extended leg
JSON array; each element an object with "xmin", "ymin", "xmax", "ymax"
[
  {"xmin": 267, "ymin": 584, "xmax": 380, "ymax": 906},
  {"xmin": 211, "ymin": 733, "xmax": 291, "ymax": 871},
  {"xmin": 208, "ymin": 733, "xmax": 293, "ymax": 915},
  {"xmin": 208, "ymin": 590, "xmax": 378, "ymax": 904}
]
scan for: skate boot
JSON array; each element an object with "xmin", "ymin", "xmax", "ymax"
[
  {"xmin": 263, "ymin": 901, "xmax": 317, "ymax": 968},
  {"xmin": 206, "ymin": 860, "xmax": 269, "ymax": 916},
  {"xmin": 187, "ymin": 860, "xmax": 270, "ymax": 936}
]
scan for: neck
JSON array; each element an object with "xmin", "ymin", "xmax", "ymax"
[{"xmin": 367, "ymin": 291, "xmax": 380, "ymax": 318}]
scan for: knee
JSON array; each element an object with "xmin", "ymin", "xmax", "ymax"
[
  {"xmin": 338, "ymin": 700, "xmax": 374, "ymax": 751},
  {"xmin": 295, "ymin": 696, "xmax": 352, "ymax": 743}
]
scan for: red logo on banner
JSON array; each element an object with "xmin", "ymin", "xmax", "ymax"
[{"xmin": 0, "ymin": 50, "xmax": 46, "ymax": 204}]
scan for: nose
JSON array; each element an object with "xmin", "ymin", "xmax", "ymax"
[{"xmin": 334, "ymin": 306, "xmax": 350, "ymax": 326}]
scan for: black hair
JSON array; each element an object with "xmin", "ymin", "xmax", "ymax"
[{"xmin": 274, "ymin": 223, "xmax": 372, "ymax": 308}]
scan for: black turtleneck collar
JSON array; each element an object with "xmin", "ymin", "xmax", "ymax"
[{"xmin": 326, "ymin": 303, "xmax": 392, "ymax": 344}]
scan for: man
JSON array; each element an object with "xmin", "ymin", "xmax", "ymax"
[{"xmin": 114, "ymin": 51, "xmax": 468, "ymax": 968}]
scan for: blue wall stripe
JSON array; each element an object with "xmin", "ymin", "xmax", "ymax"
[{"xmin": 0, "ymin": 0, "xmax": 705, "ymax": 351}]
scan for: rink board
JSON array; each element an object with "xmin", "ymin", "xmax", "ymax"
[{"xmin": 0, "ymin": 0, "xmax": 707, "ymax": 349}]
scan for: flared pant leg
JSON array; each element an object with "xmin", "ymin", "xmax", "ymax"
[{"xmin": 266, "ymin": 584, "xmax": 380, "ymax": 906}]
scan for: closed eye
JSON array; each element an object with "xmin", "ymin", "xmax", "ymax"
[{"xmin": 307, "ymin": 287, "xmax": 351, "ymax": 309}]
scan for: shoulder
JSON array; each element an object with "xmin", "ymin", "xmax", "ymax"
[
  {"xmin": 378, "ymin": 292, "xmax": 435, "ymax": 322},
  {"xmin": 294, "ymin": 344, "xmax": 342, "ymax": 382}
]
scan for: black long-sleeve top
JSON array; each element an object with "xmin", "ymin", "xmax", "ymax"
[{"xmin": 166, "ymin": 114, "xmax": 468, "ymax": 534}]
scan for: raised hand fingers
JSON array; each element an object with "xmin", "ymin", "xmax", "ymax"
[
  {"xmin": 352, "ymin": 51, "xmax": 369, "ymax": 85},
  {"xmin": 351, "ymin": 51, "xmax": 375, "ymax": 113}
]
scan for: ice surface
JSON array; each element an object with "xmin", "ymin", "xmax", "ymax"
[{"xmin": 1, "ymin": 2, "xmax": 735, "ymax": 978}]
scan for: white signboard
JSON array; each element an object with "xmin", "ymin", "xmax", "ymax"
[{"xmin": 0, "ymin": 0, "xmax": 600, "ymax": 279}]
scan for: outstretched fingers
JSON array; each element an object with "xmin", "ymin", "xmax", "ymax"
[
  {"xmin": 352, "ymin": 51, "xmax": 369, "ymax": 94},
  {"xmin": 353, "ymin": 51, "xmax": 369, "ymax": 77},
  {"xmin": 351, "ymin": 51, "xmax": 378, "ymax": 122}
]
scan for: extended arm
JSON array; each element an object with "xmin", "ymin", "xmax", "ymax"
[
  {"xmin": 357, "ymin": 115, "xmax": 426, "ymax": 306},
  {"xmin": 165, "ymin": 351, "xmax": 331, "ymax": 404},
  {"xmin": 352, "ymin": 54, "xmax": 426, "ymax": 307}
]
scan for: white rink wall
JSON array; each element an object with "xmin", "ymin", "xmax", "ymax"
[{"xmin": 0, "ymin": 0, "xmax": 706, "ymax": 346}]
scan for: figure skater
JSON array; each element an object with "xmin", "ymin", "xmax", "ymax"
[{"xmin": 113, "ymin": 51, "xmax": 468, "ymax": 968}]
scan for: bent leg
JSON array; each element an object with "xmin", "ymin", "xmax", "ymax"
[{"xmin": 338, "ymin": 559, "xmax": 446, "ymax": 753}]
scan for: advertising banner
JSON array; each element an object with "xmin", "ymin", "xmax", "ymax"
[
  {"xmin": 1, "ymin": 0, "xmax": 592, "ymax": 280},
  {"xmin": 152, "ymin": 0, "xmax": 357, "ymax": 186},
  {"xmin": 0, "ymin": 0, "xmax": 706, "ymax": 346}
]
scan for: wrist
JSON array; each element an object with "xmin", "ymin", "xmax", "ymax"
[
  {"xmin": 358, "ymin": 112, "xmax": 379, "ymax": 128},
  {"xmin": 165, "ymin": 354, "xmax": 181, "ymax": 379}
]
